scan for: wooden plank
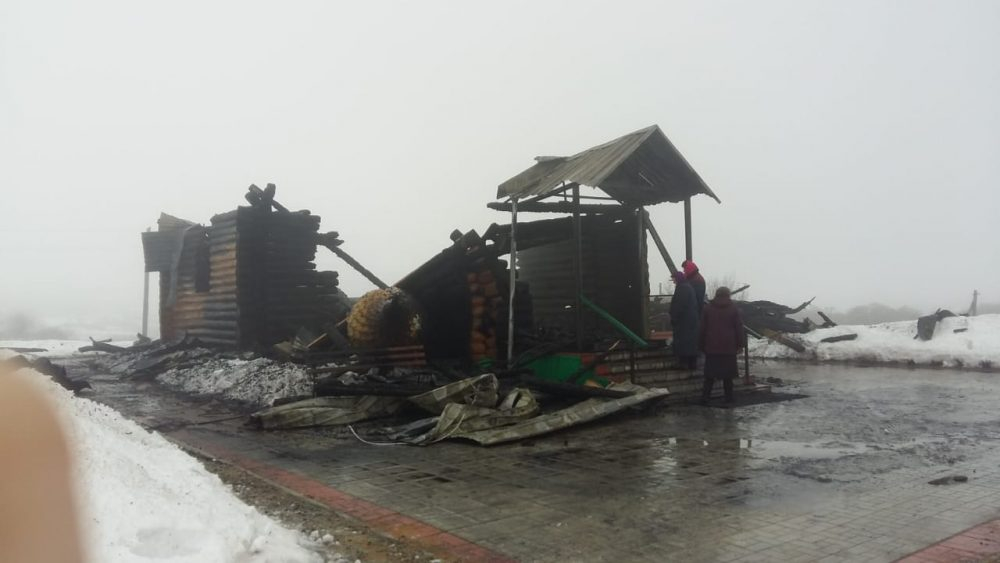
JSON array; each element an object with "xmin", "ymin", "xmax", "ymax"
[
  {"xmin": 487, "ymin": 201, "xmax": 633, "ymax": 215},
  {"xmin": 642, "ymin": 210, "xmax": 678, "ymax": 276}
]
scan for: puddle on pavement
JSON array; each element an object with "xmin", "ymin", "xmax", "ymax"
[{"xmin": 660, "ymin": 437, "xmax": 869, "ymax": 461}]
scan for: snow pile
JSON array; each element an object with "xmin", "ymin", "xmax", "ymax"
[
  {"xmin": 157, "ymin": 357, "xmax": 315, "ymax": 407},
  {"xmin": 750, "ymin": 314, "xmax": 1000, "ymax": 368},
  {"xmin": 13, "ymin": 369, "xmax": 325, "ymax": 563}
]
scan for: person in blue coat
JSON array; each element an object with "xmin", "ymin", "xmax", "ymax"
[{"xmin": 669, "ymin": 271, "xmax": 700, "ymax": 370}]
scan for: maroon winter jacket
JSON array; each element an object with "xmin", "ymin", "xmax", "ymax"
[{"xmin": 699, "ymin": 294, "xmax": 746, "ymax": 355}]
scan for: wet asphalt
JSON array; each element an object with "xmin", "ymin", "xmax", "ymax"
[{"xmin": 64, "ymin": 358, "xmax": 1000, "ymax": 562}]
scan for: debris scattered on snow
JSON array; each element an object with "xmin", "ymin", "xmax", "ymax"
[
  {"xmin": 928, "ymin": 475, "xmax": 968, "ymax": 485},
  {"xmin": 750, "ymin": 314, "xmax": 1000, "ymax": 369},
  {"xmin": 155, "ymin": 356, "xmax": 314, "ymax": 407}
]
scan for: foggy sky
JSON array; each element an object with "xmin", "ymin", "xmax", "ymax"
[{"xmin": 2, "ymin": 0, "xmax": 998, "ymax": 336}]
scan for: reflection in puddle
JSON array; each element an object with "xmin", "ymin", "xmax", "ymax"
[{"xmin": 661, "ymin": 436, "xmax": 869, "ymax": 461}]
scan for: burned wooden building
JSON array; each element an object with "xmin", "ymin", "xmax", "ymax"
[
  {"xmin": 488, "ymin": 125, "xmax": 719, "ymax": 354},
  {"xmin": 392, "ymin": 125, "xmax": 721, "ymax": 384},
  {"xmin": 141, "ymin": 186, "xmax": 349, "ymax": 349},
  {"xmin": 136, "ymin": 126, "xmax": 724, "ymax": 392}
]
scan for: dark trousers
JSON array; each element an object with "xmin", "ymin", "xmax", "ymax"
[
  {"xmin": 681, "ymin": 355, "xmax": 698, "ymax": 370},
  {"xmin": 702, "ymin": 375, "xmax": 734, "ymax": 402},
  {"xmin": 702, "ymin": 354, "xmax": 738, "ymax": 403}
]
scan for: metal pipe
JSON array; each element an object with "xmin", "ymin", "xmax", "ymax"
[
  {"xmin": 507, "ymin": 198, "xmax": 518, "ymax": 365},
  {"xmin": 636, "ymin": 206, "xmax": 648, "ymax": 340},
  {"xmin": 572, "ymin": 184, "xmax": 584, "ymax": 351}
]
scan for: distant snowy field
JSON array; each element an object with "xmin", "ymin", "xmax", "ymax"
[
  {"xmin": 8, "ymin": 368, "xmax": 325, "ymax": 563},
  {"xmin": 750, "ymin": 314, "xmax": 1000, "ymax": 369},
  {"xmin": 0, "ymin": 339, "xmax": 93, "ymax": 357}
]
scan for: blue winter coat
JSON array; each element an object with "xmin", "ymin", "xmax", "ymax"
[{"xmin": 670, "ymin": 281, "xmax": 700, "ymax": 357}]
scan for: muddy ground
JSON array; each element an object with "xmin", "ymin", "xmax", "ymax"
[{"xmin": 194, "ymin": 455, "xmax": 446, "ymax": 563}]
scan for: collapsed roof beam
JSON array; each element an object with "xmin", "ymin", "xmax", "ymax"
[
  {"xmin": 487, "ymin": 201, "xmax": 634, "ymax": 215},
  {"xmin": 246, "ymin": 183, "xmax": 288, "ymax": 213},
  {"xmin": 518, "ymin": 182, "xmax": 578, "ymax": 205},
  {"xmin": 316, "ymin": 232, "xmax": 388, "ymax": 290}
]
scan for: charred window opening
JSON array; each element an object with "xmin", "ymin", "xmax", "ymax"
[{"xmin": 195, "ymin": 234, "xmax": 211, "ymax": 293}]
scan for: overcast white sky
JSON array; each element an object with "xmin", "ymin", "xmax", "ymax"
[{"xmin": 2, "ymin": 0, "xmax": 998, "ymax": 335}]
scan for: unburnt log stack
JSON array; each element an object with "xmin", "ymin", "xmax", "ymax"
[
  {"xmin": 397, "ymin": 230, "xmax": 511, "ymax": 364},
  {"xmin": 468, "ymin": 268, "xmax": 503, "ymax": 362}
]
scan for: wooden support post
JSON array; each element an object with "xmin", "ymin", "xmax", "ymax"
[
  {"xmin": 744, "ymin": 346, "xmax": 751, "ymax": 385},
  {"xmin": 142, "ymin": 227, "xmax": 150, "ymax": 337},
  {"xmin": 643, "ymin": 210, "xmax": 678, "ymax": 276},
  {"xmin": 684, "ymin": 197, "xmax": 693, "ymax": 262},
  {"xmin": 636, "ymin": 206, "xmax": 648, "ymax": 340},
  {"xmin": 572, "ymin": 184, "xmax": 584, "ymax": 352},
  {"xmin": 507, "ymin": 198, "xmax": 518, "ymax": 365}
]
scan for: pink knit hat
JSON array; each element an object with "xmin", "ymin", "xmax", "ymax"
[{"xmin": 682, "ymin": 260, "xmax": 699, "ymax": 277}]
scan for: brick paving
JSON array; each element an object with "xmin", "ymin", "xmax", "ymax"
[
  {"xmin": 898, "ymin": 519, "xmax": 1000, "ymax": 563},
  {"xmin": 80, "ymin": 362, "xmax": 1000, "ymax": 562}
]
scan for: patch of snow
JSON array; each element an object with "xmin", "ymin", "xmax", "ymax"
[
  {"xmin": 156, "ymin": 357, "xmax": 314, "ymax": 407},
  {"xmin": 3, "ymin": 339, "xmax": 318, "ymax": 407},
  {"xmin": 750, "ymin": 314, "xmax": 1000, "ymax": 368},
  {"xmin": 14, "ymin": 368, "xmax": 325, "ymax": 563}
]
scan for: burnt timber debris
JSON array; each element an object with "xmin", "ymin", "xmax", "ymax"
[
  {"xmin": 86, "ymin": 123, "xmax": 986, "ymax": 442},
  {"xmin": 12, "ymin": 123, "xmax": 973, "ymax": 452},
  {"xmin": 90, "ymin": 124, "xmax": 814, "ymax": 443},
  {"xmin": 916, "ymin": 309, "xmax": 956, "ymax": 341}
]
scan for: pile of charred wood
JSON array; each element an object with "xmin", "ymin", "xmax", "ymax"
[{"xmin": 735, "ymin": 297, "xmax": 821, "ymax": 335}]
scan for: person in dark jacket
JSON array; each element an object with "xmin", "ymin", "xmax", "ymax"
[
  {"xmin": 669, "ymin": 271, "xmax": 700, "ymax": 370},
  {"xmin": 698, "ymin": 286, "xmax": 746, "ymax": 404},
  {"xmin": 682, "ymin": 260, "xmax": 707, "ymax": 316}
]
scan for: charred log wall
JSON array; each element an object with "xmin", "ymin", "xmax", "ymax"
[
  {"xmin": 155, "ymin": 206, "xmax": 341, "ymax": 349},
  {"xmin": 516, "ymin": 214, "xmax": 648, "ymax": 343},
  {"xmin": 159, "ymin": 226, "xmax": 213, "ymax": 343}
]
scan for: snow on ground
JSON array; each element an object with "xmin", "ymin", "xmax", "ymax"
[
  {"xmin": 156, "ymin": 356, "xmax": 315, "ymax": 407},
  {"xmin": 750, "ymin": 314, "xmax": 1000, "ymax": 369},
  {"xmin": 12, "ymin": 368, "xmax": 329, "ymax": 563},
  {"xmin": 1, "ymin": 340, "xmax": 317, "ymax": 408}
]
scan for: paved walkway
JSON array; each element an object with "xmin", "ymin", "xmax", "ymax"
[
  {"xmin": 900, "ymin": 519, "xmax": 1000, "ymax": 562},
  {"xmin": 77, "ymin": 361, "xmax": 1000, "ymax": 562}
]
